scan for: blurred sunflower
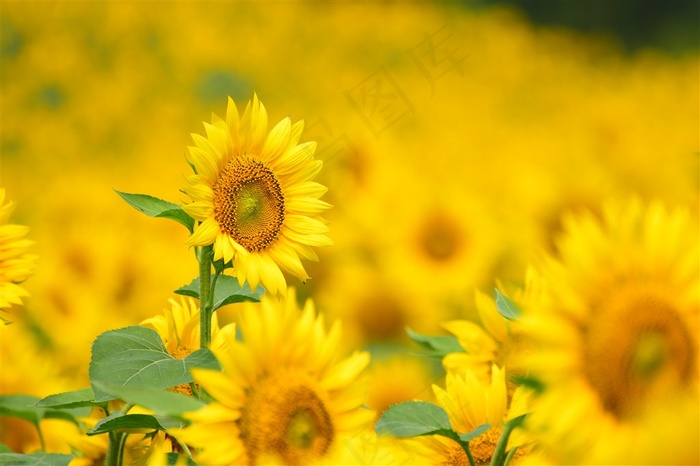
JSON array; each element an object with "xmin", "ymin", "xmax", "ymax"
[
  {"xmin": 521, "ymin": 199, "xmax": 699, "ymax": 464},
  {"xmin": 177, "ymin": 289, "xmax": 374, "ymax": 465},
  {"xmin": 0, "ymin": 189, "xmax": 37, "ymax": 313},
  {"xmin": 182, "ymin": 95, "xmax": 332, "ymax": 295}
]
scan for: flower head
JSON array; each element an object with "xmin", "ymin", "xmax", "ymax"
[
  {"xmin": 182, "ymin": 95, "xmax": 332, "ymax": 295},
  {"xmin": 178, "ymin": 289, "xmax": 373, "ymax": 465},
  {"xmin": 0, "ymin": 188, "xmax": 37, "ymax": 313},
  {"xmin": 521, "ymin": 199, "xmax": 699, "ymax": 464}
]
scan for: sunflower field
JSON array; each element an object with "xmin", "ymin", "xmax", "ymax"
[{"xmin": 1, "ymin": 2, "xmax": 698, "ymax": 465}]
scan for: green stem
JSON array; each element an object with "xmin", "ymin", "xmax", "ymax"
[
  {"xmin": 464, "ymin": 442, "xmax": 476, "ymax": 466},
  {"xmin": 490, "ymin": 415, "xmax": 526, "ymax": 466},
  {"xmin": 34, "ymin": 422, "xmax": 46, "ymax": 451},
  {"xmin": 106, "ymin": 432, "xmax": 123, "ymax": 466},
  {"xmin": 198, "ymin": 245, "xmax": 214, "ymax": 348},
  {"xmin": 503, "ymin": 446, "xmax": 518, "ymax": 466}
]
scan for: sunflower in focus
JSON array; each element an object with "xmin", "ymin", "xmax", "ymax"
[
  {"xmin": 405, "ymin": 365, "xmax": 531, "ymax": 465},
  {"xmin": 0, "ymin": 188, "xmax": 37, "ymax": 313},
  {"xmin": 182, "ymin": 95, "xmax": 332, "ymax": 295},
  {"xmin": 177, "ymin": 289, "xmax": 374, "ymax": 465},
  {"xmin": 521, "ymin": 199, "xmax": 699, "ymax": 464}
]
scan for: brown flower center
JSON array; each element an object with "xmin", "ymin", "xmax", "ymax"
[
  {"xmin": 584, "ymin": 284, "xmax": 696, "ymax": 419},
  {"xmin": 240, "ymin": 371, "xmax": 334, "ymax": 465},
  {"xmin": 418, "ymin": 213, "xmax": 464, "ymax": 262},
  {"xmin": 213, "ymin": 156, "xmax": 285, "ymax": 253}
]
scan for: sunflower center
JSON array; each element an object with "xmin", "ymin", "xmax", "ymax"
[
  {"xmin": 212, "ymin": 156, "xmax": 285, "ymax": 253},
  {"xmin": 356, "ymin": 293, "xmax": 407, "ymax": 340},
  {"xmin": 583, "ymin": 285, "xmax": 696, "ymax": 419},
  {"xmin": 469, "ymin": 427, "xmax": 501, "ymax": 465},
  {"xmin": 444, "ymin": 442, "xmax": 470, "ymax": 466},
  {"xmin": 240, "ymin": 371, "xmax": 334, "ymax": 465},
  {"xmin": 419, "ymin": 214, "xmax": 463, "ymax": 262}
]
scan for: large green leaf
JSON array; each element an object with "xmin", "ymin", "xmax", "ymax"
[
  {"xmin": 115, "ymin": 191, "xmax": 194, "ymax": 233},
  {"xmin": 494, "ymin": 289, "xmax": 521, "ymax": 320},
  {"xmin": 0, "ymin": 452, "xmax": 74, "ymax": 466},
  {"xmin": 93, "ymin": 385, "xmax": 205, "ymax": 418},
  {"xmin": 375, "ymin": 401, "xmax": 452, "ymax": 438},
  {"xmin": 35, "ymin": 388, "xmax": 98, "ymax": 409},
  {"xmin": 88, "ymin": 413, "xmax": 184, "ymax": 435},
  {"xmin": 89, "ymin": 326, "xmax": 220, "ymax": 402},
  {"xmin": 175, "ymin": 275, "xmax": 264, "ymax": 311},
  {"xmin": 406, "ymin": 328, "xmax": 464, "ymax": 358}
]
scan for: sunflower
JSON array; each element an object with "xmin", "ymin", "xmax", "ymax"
[
  {"xmin": 0, "ymin": 189, "xmax": 37, "ymax": 312},
  {"xmin": 140, "ymin": 296, "xmax": 236, "ymax": 358},
  {"xmin": 521, "ymin": 199, "xmax": 699, "ymax": 464},
  {"xmin": 442, "ymin": 286, "xmax": 531, "ymax": 388},
  {"xmin": 140, "ymin": 297, "xmax": 237, "ymax": 396},
  {"xmin": 177, "ymin": 288, "xmax": 374, "ymax": 465},
  {"xmin": 182, "ymin": 95, "xmax": 332, "ymax": 295}
]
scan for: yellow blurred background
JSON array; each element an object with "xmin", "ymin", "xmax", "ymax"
[{"xmin": 1, "ymin": 1, "xmax": 698, "ymax": 453}]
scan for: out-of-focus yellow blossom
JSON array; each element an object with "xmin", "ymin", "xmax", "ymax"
[
  {"xmin": 182, "ymin": 95, "xmax": 331, "ymax": 296},
  {"xmin": 366, "ymin": 356, "xmax": 436, "ymax": 419},
  {"xmin": 177, "ymin": 289, "xmax": 374, "ymax": 465},
  {"xmin": 520, "ymin": 199, "xmax": 699, "ymax": 464},
  {"xmin": 0, "ymin": 189, "xmax": 37, "ymax": 312}
]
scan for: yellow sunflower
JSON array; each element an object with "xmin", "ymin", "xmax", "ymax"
[
  {"xmin": 140, "ymin": 296, "xmax": 236, "ymax": 358},
  {"xmin": 521, "ymin": 198, "xmax": 699, "ymax": 464},
  {"xmin": 0, "ymin": 188, "xmax": 37, "ymax": 311},
  {"xmin": 182, "ymin": 95, "xmax": 332, "ymax": 295},
  {"xmin": 177, "ymin": 288, "xmax": 374, "ymax": 465}
]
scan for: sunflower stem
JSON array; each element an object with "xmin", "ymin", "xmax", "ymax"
[
  {"xmin": 463, "ymin": 442, "xmax": 476, "ymax": 466},
  {"xmin": 503, "ymin": 446, "xmax": 518, "ymax": 466},
  {"xmin": 198, "ymin": 245, "xmax": 214, "ymax": 348},
  {"xmin": 106, "ymin": 432, "xmax": 123, "ymax": 466},
  {"xmin": 490, "ymin": 415, "xmax": 526, "ymax": 466}
]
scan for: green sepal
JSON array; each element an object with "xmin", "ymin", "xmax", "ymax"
[
  {"xmin": 511, "ymin": 374, "xmax": 545, "ymax": 394},
  {"xmin": 406, "ymin": 328, "xmax": 464, "ymax": 358},
  {"xmin": 494, "ymin": 289, "xmax": 521, "ymax": 320},
  {"xmin": 115, "ymin": 191, "xmax": 195, "ymax": 233},
  {"xmin": 175, "ymin": 275, "xmax": 264, "ymax": 311},
  {"xmin": 375, "ymin": 401, "xmax": 452, "ymax": 437},
  {"xmin": 459, "ymin": 423, "xmax": 491, "ymax": 442},
  {"xmin": 87, "ymin": 413, "xmax": 185, "ymax": 436},
  {"xmin": 0, "ymin": 452, "xmax": 74, "ymax": 466},
  {"xmin": 89, "ymin": 326, "xmax": 220, "ymax": 403},
  {"xmin": 166, "ymin": 453, "xmax": 199, "ymax": 466}
]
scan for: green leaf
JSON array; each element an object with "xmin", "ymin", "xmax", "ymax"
[
  {"xmin": 35, "ymin": 388, "xmax": 98, "ymax": 409},
  {"xmin": 166, "ymin": 453, "xmax": 198, "ymax": 466},
  {"xmin": 0, "ymin": 443, "xmax": 12, "ymax": 453},
  {"xmin": 0, "ymin": 452, "xmax": 74, "ymax": 466},
  {"xmin": 406, "ymin": 328, "xmax": 464, "ymax": 358},
  {"xmin": 88, "ymin": 413, "xmax": 184, "ymax": 436},
  {"xmin": 458, "ymin": 423, "xmax": 491, "ymax": 442},
  {"xmin": 89, "ymin": 326, "xmax": 220, "ymax": 403},
  {"xmin": 115, "ymin": 191, "xmax": 194, "ymax": 233},
  {"xmin": 92, "ymin": 385, "xmax": 205, "ymax": 418},
  {"xmin": 494, "ymin": 289, "xmax": 521, "ymax": 320},
  {"xmin": 375, "ymin": 401, "xmax": 452, "ymax": 438},
  {"xmin": 0, "ymin": 395, "xmax": 42, "ymax": 425},
  {"xmin": 511, "ymin": 374, "xmax": 545, "ymax": 394},
  {"xmin": 0, "ymin": 395, "xmax": 89, "ymax": 427},
  {"xmin": 175, "ymin": 275, "xmax": 264, "ymax": 311}
]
